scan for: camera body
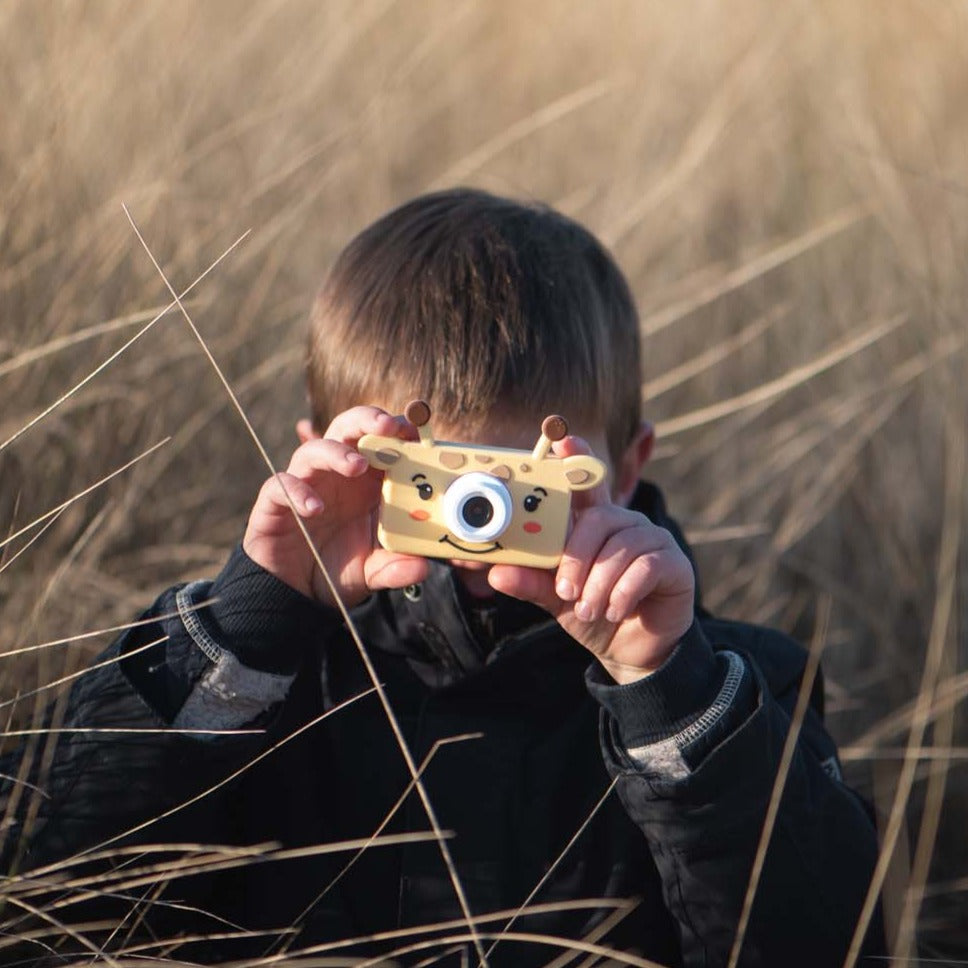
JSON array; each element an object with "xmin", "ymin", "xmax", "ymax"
[{"xmin": 357, "ymin": 403, "xmax": 607, "ymax": 569}]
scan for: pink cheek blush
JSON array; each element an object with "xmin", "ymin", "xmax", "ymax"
[
  {"xmin": 523, "ymin": 522, "xmax": 542, "ymax": 534},
  {"xmin": 409, "ymin": 510, "xmax": 430, "ymax": 521}
]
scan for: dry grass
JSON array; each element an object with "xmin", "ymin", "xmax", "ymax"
[{"xmin": 1, "ymin": 0, "xmax": 967, "ymax": 961}]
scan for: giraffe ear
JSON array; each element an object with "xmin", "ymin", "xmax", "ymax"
[
  {"xmin": 562, "ymin": 455, "xmax": 607, "ymax": 491},
  {"xmin": 357, "ymin": 434, "xmax": 403, "ymax": 468}
]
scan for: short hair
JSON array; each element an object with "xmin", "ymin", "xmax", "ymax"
[{"xmin": 306, "ymin": 189, "xmax": 642, "ymax": 465}]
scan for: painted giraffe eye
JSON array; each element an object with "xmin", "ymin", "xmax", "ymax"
[
  {"xmin": 411, "ymin": 474, "xmax": 434, "ymax": 500},
  {"xmin": 523, "ymin": 494, "xmax": 541, "ymax": 512}
]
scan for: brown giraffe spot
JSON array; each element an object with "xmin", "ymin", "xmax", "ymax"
[{"xmin": 566, "ymin": 468, "xmax": 592, "ymax": 486}]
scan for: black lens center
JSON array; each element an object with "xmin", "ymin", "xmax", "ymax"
[{"xmin": 461, "ymin": 495, "xmax": 494, "ymax": 530}]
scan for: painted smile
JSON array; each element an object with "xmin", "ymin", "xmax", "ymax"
[{"xmin": 438, "ymin": 535, "xmax": 502, "ymax": 555}]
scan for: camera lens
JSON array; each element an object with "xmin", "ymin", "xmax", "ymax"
[
  {"xmin": 441, "ymin": 472, "xmax": 512, "ymax": 544},
  {"xmin": 461, "ymin": 496, "xmax": 494, "ymax": 529}
]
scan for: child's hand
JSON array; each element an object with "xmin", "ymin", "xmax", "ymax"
[
  {"xmin": 488, "ymin": 435, "xmax": 695, "ymax": 684},
  {"xmin": 242, "ymin": 406, "xmax": 429, "ymax": 609}
]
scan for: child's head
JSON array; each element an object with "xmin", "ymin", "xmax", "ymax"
[{"xmin": 306, "ymin": 188, "xmax": 642, "ymax": 468}]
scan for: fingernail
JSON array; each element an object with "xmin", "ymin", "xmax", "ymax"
[
  {"xmin": 348, "ymin": 453, "xmax": 368, "ymax": 468},
  {"xmin": 556, "ymin": 579, "xmax": 576, "ymax": 601},
  {"xmin": 574, "ymin": 600, "xmax": 594, "ymax": 622},
  {"xmin": 605, "ymin": 605, "xmax": 621, "ymax": 623},
  {"xmin": 305, "ymin": 496, "xmax": 324, "ymax": 513}
]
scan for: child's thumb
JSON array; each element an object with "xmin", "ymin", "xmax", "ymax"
[{"xmin": 486, "ymin": 564, "xmax": 564, "ymax": 617}]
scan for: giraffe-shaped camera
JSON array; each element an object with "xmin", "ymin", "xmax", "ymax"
[{"xmin": 357, "ymin": 401, "xmax": 607, "ymax": 568}]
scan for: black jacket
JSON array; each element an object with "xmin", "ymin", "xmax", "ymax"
[{"xmin": 0, "ymin": 484, "xmax": 882, "ymax": 966}]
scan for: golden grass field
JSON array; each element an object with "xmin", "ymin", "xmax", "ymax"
[{"xmin": 1, "ymin": 0, "xmax": 966, "ymax": 961}]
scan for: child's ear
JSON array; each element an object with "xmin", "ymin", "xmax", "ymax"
[
  {"xmin": 296, "ymin": 419, "xmax": 321, "ymax": 444},
  {"xmin": 614, "ymin": 420, "xmax": 655, "ymax": 506}
]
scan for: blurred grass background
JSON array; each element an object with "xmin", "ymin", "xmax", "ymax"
[{"xmin": 0, "ymin": 0, "xmax": 966, "ymax": 958}]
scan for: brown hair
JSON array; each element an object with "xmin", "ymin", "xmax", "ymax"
[{"xmin": 306, "ymin": 189, "xmax": 641, "ymax": 464}]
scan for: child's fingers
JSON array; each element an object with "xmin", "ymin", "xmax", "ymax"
[
  {"xmin": 569, "ymin": 526, "xmax": 674, "ymax": 623},
  {"xmin": 605, "ymin": 543, "xmax": 694, "ymax": 628},
  {"xmin": 255, "ymin": 471, "xmax": 327, "ymax": 518},
  {"xmin": 602, "ymin": 553, "xmax": 665, "ymax": 625},
  {"xmin": 287, "ymin": 437, "xmax": 372, "ymax": 481},
  {"xmin": 364, "ymin": 549, "xmax": 430, "ymax": 592},
  {"xmin": 487, "ymin": 564, "xmax": 560, "ymax": 614},
  {"xmin": 554, "ymin": 506, "xmax": 642, "ymax": 604},
  {"xmin": 324, "ymin": 406, "xmax": 413, "ymax": 446}
]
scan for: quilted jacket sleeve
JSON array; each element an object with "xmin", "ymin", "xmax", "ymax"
[
  {"xmin": 0, "ymin": 545, "xmax": 335, "ymax": 874},
  {"xmin": 586, "ymin": 618, "xmax": 883, "ymax": 967}
]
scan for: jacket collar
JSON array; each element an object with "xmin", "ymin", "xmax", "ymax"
[{"xmin": 353, "ymin": 481, "xmax": 701, "ymax": 689}]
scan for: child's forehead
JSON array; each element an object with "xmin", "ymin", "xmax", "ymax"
[
  {"xmin": 435, "ymin": 417, "xmax": 606, "ymax": 454},
  {"xmin": 434, "ymin": 420, "xmax": 541, "ymax": 451},
  {"xmin": 367, "ymin": 400, "xmax": 611, "ymax": 467}
]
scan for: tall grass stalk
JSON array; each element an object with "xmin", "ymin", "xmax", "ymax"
[{"xmin": 2, "ymin": 0, "xmax": 967, "ymax": 960}]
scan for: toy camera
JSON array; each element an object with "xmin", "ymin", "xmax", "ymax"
[{"xmin": 357, "ymin": 401, "xmax": 607, "ymax": 568}]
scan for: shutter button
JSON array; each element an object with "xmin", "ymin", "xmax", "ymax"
[{"xmin": 403, "ymin": 584, "xmax": 422, "ymax": 602}]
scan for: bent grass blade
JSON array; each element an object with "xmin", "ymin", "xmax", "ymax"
[{"xmin": 123, "ymin": 205, "xmax": 490, "ymax": 968}]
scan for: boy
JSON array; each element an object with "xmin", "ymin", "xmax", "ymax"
[{"xmin": 2, "ymin": 190, "xmax": 881, "ymax": 965}]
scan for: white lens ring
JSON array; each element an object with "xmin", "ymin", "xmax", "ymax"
[{"xmin": 442, "ymin": 472, "xmax": 512, "ymax": 543}]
